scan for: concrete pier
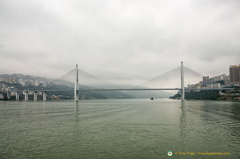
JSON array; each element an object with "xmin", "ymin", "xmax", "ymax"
[
  {"xmin": 15, "ymin": 92, "xmax": 19, "ymax": 101},
  {"xmin": 24, "ymin": 91, "xmax": 28, "ymax": 101},
  {"xmin": 7, "ymin": 92, "xmax": 10, "ymax": 100},
  {"xmin": 34, "ymin": 91, "xmax": 38, "ymax": 101},
  {"xmin": 43, "ymin": 91, "xmax": 47, "ymax": 101}
]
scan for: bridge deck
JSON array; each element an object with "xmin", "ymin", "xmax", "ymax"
[
  {"xmin": 1, "ymin": 88, "xmax": 234, "ymax": 93},
  {"xmin": 38, "ymin": 88, "xmax": 234, "ymax": 91}
]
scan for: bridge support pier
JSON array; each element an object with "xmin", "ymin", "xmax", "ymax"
[
  {"xmin": 43, "ymin": 91, "xmax": 47, "ymax": 101},
  {"xmin": 7, "ymin": 92, "xmax": 10, "ymax": 100},
  {"xmin": 24, "ymin": 91, "xmax": 28, "ymax": 101},
  {"xmin": 181, "ymin": 62, "xmax": 185, "ymax": 101},
  {"xmin": 74, "ymin": 64, "xmax": 79, "ymax": 102},
  {"xmin": 34, "ymin": 91, "xmax": 38, "ymax": 101},
  {"xmin": 15, "ymin": 92, "xmax": 19, "ymax": 101}
]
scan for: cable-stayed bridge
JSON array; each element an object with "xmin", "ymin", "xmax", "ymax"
[{"xmin": 10, "ymin": 62, "xmax": 234, "ymax": 101}]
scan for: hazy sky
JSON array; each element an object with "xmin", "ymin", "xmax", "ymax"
[{"xmin": 1, "ymin": 0, "xmax": 240, "ymax": 85}]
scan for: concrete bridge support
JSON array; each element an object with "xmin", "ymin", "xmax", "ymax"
[
  {"xmin": 181, "ymin": 62, "xmax": 185, "ymax": 101},
  {"xmin": 7, "ymin": 92, "xmax": 10, "ymax": 100},
  {"xmin": 15, "ymin": 92, "xmax": 19, "ymax": 101},
  {"xmin": 43, "ymin": 91, "xmax": 47, "ymax": 101},
  {"xmin": 24, "ymin": 91, "xmax": 28, "ymax": 101},
  {"xmin": 34, "ymin": 91, "xmax": 38, "ymax": 101}
]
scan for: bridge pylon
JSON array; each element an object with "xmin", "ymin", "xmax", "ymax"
[
  {"xmin": 74, "ymin": 64, "xmax": 79, "ymax": 101},
  {"xmin": 181, "ymin": 62, "xmax": 185, "ymax": 101}
]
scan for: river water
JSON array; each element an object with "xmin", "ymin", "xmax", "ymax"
[{"xmin": 0, "ymin": 99, "xmax": 239, "ymax": 159}]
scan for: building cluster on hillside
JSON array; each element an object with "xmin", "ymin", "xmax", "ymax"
[
  {"xmin": 0, "ymin": 74, "xmax": 49, "ymax": 87},
  {"xmin": 0, "ymin": 74, "xmax": 53, "ymax": 94},
  {"xmin": 188, "ymin": 64, "xmax": 240, "ymax": 89}
]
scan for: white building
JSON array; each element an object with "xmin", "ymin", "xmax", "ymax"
[
  {"xmin": 34, "ymin": 80, "xmax": 40, "ymax": 86},
  {"xmin": 206, "ymin": 83, "xmax": 221, "ymax": 89}
]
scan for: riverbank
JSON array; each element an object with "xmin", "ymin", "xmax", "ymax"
[{"xmin": 170, "ymin": 90, "xmax": 240, "ymax": 100}]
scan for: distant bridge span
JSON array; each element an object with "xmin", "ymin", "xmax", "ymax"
[
  {"xmin": 11, "ymin": 62, "xmax": 236, "ymax": 101},
  {"xmin": 77, "ymin": 88, "xmax": 234, "ymax": 91},
  {"xmin": 31, "ymin": 88, "xmax": 234, "ymax": 92}
]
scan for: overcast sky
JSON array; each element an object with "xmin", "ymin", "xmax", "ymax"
[{"xmin": 1, "ymin": 0, "xmax": 240, "ymax": 85}]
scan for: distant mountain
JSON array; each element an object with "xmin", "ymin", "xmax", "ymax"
[{"xmin": 123, "ymin": 90, "xmax": 174, "ymax": 98}]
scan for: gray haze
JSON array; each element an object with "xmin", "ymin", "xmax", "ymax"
[{"xmin": 1, "ymin": 0, "xmax": 240, "ymax": 85}]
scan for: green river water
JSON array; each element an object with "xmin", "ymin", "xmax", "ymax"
[{"xmin": 0, "ymin": 99, "xmax": 239, "ymax": 159}]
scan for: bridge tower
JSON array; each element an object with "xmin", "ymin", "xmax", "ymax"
[
  {"xmin": 181, "ymin": 62, "xmax": 185, "ymax": 101},
  {"xmin": 74, "ymin": 64, "xmax": 79, "ymax": 101}
]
